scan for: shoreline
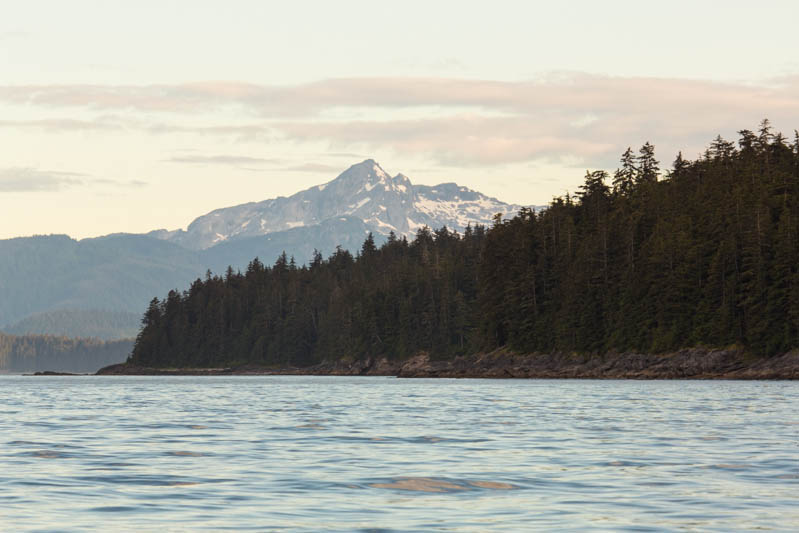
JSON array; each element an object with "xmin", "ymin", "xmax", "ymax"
[{"xmin": 93, "ymin": 348, "xmax": 799, "ymax": 379}]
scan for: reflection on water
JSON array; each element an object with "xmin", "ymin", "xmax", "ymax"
[
  {"xmin": 370, "ymin": 477, "xmax": 517, "ymax": 492},
  {"xmin": 1, "ymin": 376, "xmax": 798, "ymax": 532}
]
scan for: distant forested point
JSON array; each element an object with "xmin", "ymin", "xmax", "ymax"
[
  {"xmin": 130, "ymin": 121, "xmax": 799, "ymax": 369},
  {"xmin": 3, "ymin": 309, "xmax": 142, "ymax": 341},
  {"xmin": 0, "ymin": 333, "xmax": 132, "ymax": 374}
]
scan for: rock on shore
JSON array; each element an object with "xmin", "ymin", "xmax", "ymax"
[
  {"xmin": 96, "ymin": 348, "xmax": 799, "ymax": 379},
  {"xmin": 392, "ymin": 349, "xmax": 799, "ymax": 379}
]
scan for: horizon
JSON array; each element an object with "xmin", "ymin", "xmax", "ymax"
[{"xmin": 3, "ymin": 1, "xmax": 799, "ymax": 239}]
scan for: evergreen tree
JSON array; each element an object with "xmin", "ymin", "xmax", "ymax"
[
  {"xmin": 129, "ymin": 122, "xmax": 799, "ymax": 368},
  {"xmin": 613, "ymin": 147, "xmax": 637, "ymax": 195},
  {"xmin": 637, "ymin": 142, "xmax": 660, "ymax": 184}
]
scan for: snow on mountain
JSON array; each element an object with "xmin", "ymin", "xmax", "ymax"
[
  {"xmin": 0, "ymin": 161, "xmax": 537, "ymax": 337},
  {"xmin": 153, "ymin": 160, "xmax": 529, "ymax": 251}
]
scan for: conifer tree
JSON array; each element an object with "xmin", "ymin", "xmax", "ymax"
[{"xmin": 637, "ymin": 142, "xmax": 659, "ymax": 184}]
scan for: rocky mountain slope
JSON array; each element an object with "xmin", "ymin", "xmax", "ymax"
[
  {"xmin": 1, "ymin": 160, "xmax": 532, "ymax": 339},
  {"xmin": 151, "ymin": 160, "xmax": 527, "ymax": 250}
]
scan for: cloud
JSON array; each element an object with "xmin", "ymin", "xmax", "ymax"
[
  {"xmin": 0, "ymin": 31, "xmax": 27, "ymax": 41},
  {"xmin": 164, "ymin": 155, "xmax": 350, "ymax": 174},
  {"xmin": 4, "ymin": 75, "xmax": 798, "ymax": 118},
  {"xmin": 0, "ymin": 168, "xmax": 85, "ymax": 192},
  {"xmin": 93, "ymin": 178, "xmax": 149, "ymax": 188},
  {"xmin": 282, "ymin": 163, "xmax": 345, "ymax": 173},
  {"xmin": 2, "ymin": 74, "xmax": 799, "ymax": 169},
  {"xmin": 0, "ymin": 169, "xmax": 147, "ymax": 192},
  {"xmin": 324, "ymin": 152, "xmax": 369, "ymax": 159},
  {"xmin": 165, "ymin": 154, "xmax": 279, "ymax": 166},
  {"xmin": 0, "ymin": 118, "xmax": 121, "ymax": 132},
  {"xmin": 275, "ymin": 114, "xmax": 617, "ymax": 166},
  {"xmin": 0, "ymin": 83, "xmax": 229, "ymax": 113}
]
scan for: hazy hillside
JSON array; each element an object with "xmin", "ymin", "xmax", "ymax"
[
  {"xmin": 0, "ymin": 233, "xmax": 206, "ymax": 330},
  {"xmin": 1, "ymin": 161, "xmax": 527, "ymax": 339},
  {"xmin": 0, "ymin": 333, "xmax": 132, "ymax": 374},
  {"xmin": 199, "ymin": 216, "xmax": 375, "ymax": 274},
  {"xmin": 3, "ymin": 309, "xmax": 142, "ymax": 340},
  {"xmin": 130, "ymin": 126, "xmax": 799, "ymax": 368}
]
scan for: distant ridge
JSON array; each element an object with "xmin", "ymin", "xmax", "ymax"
[
  {"xmin": 150, "ymin": 159, "xmax": 529, "ymax": 250},
  {"xmin": 1, "ymin": 160, "xmax": 531, "ymax": 338},
  {"xmin": 3, "ymin": 309, "xmax": 142, "ymax": 340},
  {"xmin": 0, "ymin": 332, "xmax": 131, "ymax": 374}
]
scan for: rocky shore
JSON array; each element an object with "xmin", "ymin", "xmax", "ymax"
[{"xmin": 96, "ymin": 348, "xmax": 799, "ymax": 379}]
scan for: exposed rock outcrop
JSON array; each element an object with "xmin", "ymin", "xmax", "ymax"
[{"xmin": 96, "ymin": 348, "xmax": 799, "ymax": 379}]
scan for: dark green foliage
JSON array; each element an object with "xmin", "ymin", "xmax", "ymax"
[
  {"xmin": 131, "ymin": 124, "xmax": 799, "ymax": 367},
  {"xmin": 0, "ymin": 221, "xmax": 376, "ymax": 339}
]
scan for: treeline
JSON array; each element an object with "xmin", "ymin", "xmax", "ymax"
[
  {"xmin": 3, "ymin": 309, "xmax": 142, "ymax": 340},
  {"xmin": 131, "ymin": 122, "xmax": 799, "ymax": 368},
  {"xmin": 0, "ymin": 333, "xmax": 132, "ymax": 373}
]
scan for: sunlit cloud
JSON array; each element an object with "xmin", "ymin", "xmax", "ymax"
[
  {"xmin": 93, "ymin": 178, "xmax": 149, "ymax": 188},
  {"xmin": 165, "ymin": 154, "xmax": 279, "ymax": 166},
  {"xmin": 0, "ymin": 168, "xmax": 84, "ymax": 192},
  {"xmin": 283, "ymin": 163, "xmax": 345, "ymax": 173},
  {"xmin": 0, "ymin": 118, "xmax": 120, "ymax": 132},
  {"xmin": 4, "ymin": 74, "xmax": 798, "ymax": 116},
  {"xmin": 0, "ymin": 168, "xmax": 147, "ymax": 192},
  {"xmin": 2, "ymin": 74, "xmax": 798, "ymax": 169},
  {"xmin": 274, "ymin": 115, "xmax": 617, "ymax": 166}
]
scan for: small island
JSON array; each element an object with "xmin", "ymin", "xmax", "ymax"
[{"xmin": 101, "ymin": 125, "xmax": 799, "ymax": 379}]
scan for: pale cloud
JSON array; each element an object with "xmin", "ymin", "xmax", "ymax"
[
  {"xmin": 4, "ymin": 74, "xmax": 798, "ymax": 117},
  {"xmin": 2, "ymin": 74, "xmax": 799, "ymax": 169},
  {"xmin": 0, "ymin": 31, "xmax": 27, "ymax": 41},
  {"xmin": 93, "ymin": 178, "xmax": 149, "ymax": 188},
  {"xmin": 0, "ymin": 168, "xmax": 146, "ymax": 192},
  {"xmin": 0, "ymin": 118, "xmax": 120, "ymax": 132},
  {"xmin": 283, "ymin": 163, "xmax": 345, "ymax": 173},
  {"xmin": 0, "ymin": 84, "xmax": 223, "ymax": 112},
  {"xmin": 165, "ymin": 155, "xmax": 279, "ymax": 166},
  {"xmin": 164, "ymin": 156, "xmax": 348, "ymax": 174},
  {"xmin": 0, "ymin": 168, "xmax": 84, "ymax": 192},
  {"xmin": 275, "ymin": 115, "xmax": 617, "ymax": 166},
  {"xmin": 324, "ymin": 152, "xmax": 369, "ymax": 159}
]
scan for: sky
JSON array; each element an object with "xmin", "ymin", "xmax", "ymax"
[{"xmin": 2, "ymin": 0, "xmax": 799, "ymax": 239}]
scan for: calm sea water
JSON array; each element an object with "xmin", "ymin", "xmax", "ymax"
[{"xmin": 1, "ymin": 376, "xmax": 797, "ymax": 532}]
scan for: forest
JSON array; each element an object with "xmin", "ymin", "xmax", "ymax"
[
  {"xmin": 130, "ymin": 121, "xmax": 799, "ymax": 368},
  {"xmin": 3, "ymin": 309, "xmax": 141, "ymax": 340},
  {"xmin": 0, "ymin": 333, "xmax": 132, "ymax": 373}
]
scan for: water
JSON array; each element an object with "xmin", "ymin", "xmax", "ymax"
[{"xmin": 1, "ymin": 376, "xmax": 798, "ymax": 532}]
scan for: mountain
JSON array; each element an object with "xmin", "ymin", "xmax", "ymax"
[
  {"xmin": 1, "ymin": 160, "xmax": 531, "ymax": 338},
  {"xmin": 0, "ymin": 332, "xmax": 132, "ymax": 374},
  {"xmin": 125, "ymin": 126, "xmax": 799, "ymax": 372},
  {"xmin": 199, "ymin": 216, "xmax": 373, "ymax": 275},
  {"xmin": 3, "ymin": 309, "xmax": 142, "ymax": 340},
  {"xmin": 151, "ymin": 160, "xmax": 526, "ymax": 250},
  {"xmin": 0, "ymin": 233, "xmax": 206, "ymax": 332}
]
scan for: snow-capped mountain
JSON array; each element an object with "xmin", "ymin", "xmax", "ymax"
[
  {"xmin": 0, "ymin": 160, "xmax": 536, "ymax": 339},
  {"xmin": 152, "ymin": 160, "xmax": 528, "ymax": 250}
]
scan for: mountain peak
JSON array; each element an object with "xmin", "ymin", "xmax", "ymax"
[
  {"xmin": 156, "ymin": 160, "xmax": 527, "ymax": 250},
  {"xmin": 336, "ymin": 159, "xmax": 390, "ymax": 184}
]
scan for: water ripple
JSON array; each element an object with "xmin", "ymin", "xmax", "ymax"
[{"xmin": 1, "ymin": 376, "xmax": 798, "ymax": 531}]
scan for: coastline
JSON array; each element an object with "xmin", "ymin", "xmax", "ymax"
[{"xmin": 94, "ymin": 348, "xmax": 799, "ymax": 379}]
